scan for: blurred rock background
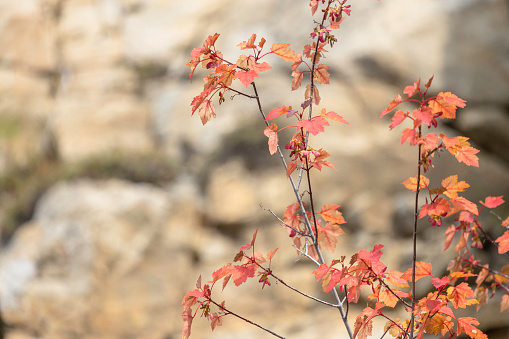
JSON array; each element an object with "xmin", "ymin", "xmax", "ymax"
[{"xmin": 0, "ymin": 0, "xmax": 508, "ymax": 338}]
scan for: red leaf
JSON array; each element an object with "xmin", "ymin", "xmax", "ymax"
[
  {"xmin": 265, "ymin": 106, "xmax": 293, "ymax": 121},
  {"xmin": 320, "ymin": 108, "xmax": 349, "ymax": 124},
  {"xmin": 318, "ymin": 222, "xmax": 345, "ymax": 252},
  {"xmin": 432, "ymin": 276, "xmax": 451, "ymax": 288},
  {"xmin": 481, "ymin": 196, "xmax": 504, "ymax": 208},
  {"xmin": 264, "ymin": 123, "xmax": 279, "ymax": 155},
  {"xmin": 271, "ymin": 43, "xmax": 300, "ymax": 62},
  {"xmin": 389, "ymin": 110, "xmax": 407, "ymax": 130},
  {"xmin": 400, "ymin": 128, "xmax": 420, "ymax": 145},
  {"xmin": 235, "ymin": 69, "xmax": 259, "ymax": 87},
  {"xmin": 403, "ymin": 78, "xmax": 421, "ymax": 97},
  {"xmin": 297, "ymin": 116, "xmax": 329, "ymax": 136},
  {"xmin": 444, "ymin": 225, "xmax": 456, "ymax": 251},
  {"xmin": 380, "ymin": 94, "xmax": 402, "ymax": 117}
]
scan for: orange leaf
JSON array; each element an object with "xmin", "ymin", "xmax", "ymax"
[
  {"xmin": 318, "ymin": 222, "xmax": 345, "ymax": 252},
  {"xmin": 291, "ymin": 69, "xmax": 303, "ymax": 90},
  {"xmin": 441, "ymin": 175, "xmax": 470, "ymax": 199},
  {"xmin": 457, "ymin": 317, "xmax": 487, "ymax": 339},
  {"xmin": 319, "ymin": 204, "xmax": 347, "ymax": 225},
  {"xmin": 354, "ymin": 316, "xmax": 373, "ymax": 339},
  {"xmin": 429, "ymin": 92, "xmax": 466, "ymax": 119},
  {"xmin": 402, "ymin": 261, "xmax": 433, "ymax": 282},
  {"xmin": 380, "ymin": 94, "xmax": 402, "ymax": 117},
  {"xmin": 387, "ymin": 270, "xmax": 409, "ymax": 288},
  {"xmin": 447, "ymin": 282, "xmax": 477, "ymax": 309},
  {"xmin": 501, "ymin": 294, "xmax": 509, "ymax": 312},
  {"xmin": 402, "ymin": 175, "xmax": 429, "ymax": 192},
  {"xmin": 264, "ymin": 123, "xmax": 279, "ymax": 155},
  {"xmin": 419, "ymin": 197, "xmax": 451, "ymax": 219},
  {"xmin": 271, "ymin": 43, "xmax": 300, "ymax": 62},
  {"xmin": 379, "ymin": 288, "xmax": 398, "ymax": 307},
  {"xmin": 305, "ymin": 83, "xmax": 321, "ymax": 105},
  {"xmin": 314, "ymin": 64, "xmax": 330, "ymax": 84},
  {"xmin": 495, "ymin": 230, "xmax": 509, "ymax": 254},
  {"xmin": 320, "ymin": 108, "xmax": 349, "ymax": 124},
  {"xmin": 237, "ymin": 33, "xmax": 257, "ymax": 50}
]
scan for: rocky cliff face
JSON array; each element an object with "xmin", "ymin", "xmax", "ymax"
[{"xmin": 0, "ymin": 0, "xmax": 508, "ymax": 338}]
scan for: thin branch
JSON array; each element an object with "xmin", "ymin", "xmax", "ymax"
[
  {"xmin": 260, "ymin": 205, "xmax": 311, "ymax": 238},
  {"xmin": 209, "ymin": 299, "xmax": 286, "ymax": 339}
]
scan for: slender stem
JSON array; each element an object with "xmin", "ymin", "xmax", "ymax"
[
  {"xmin": 410, "ymin": 126, "xmax": 423, "ymax": 339},
  {"xmin": 209, "ymin": 299, "xmax": 286, "ymax": 339}
]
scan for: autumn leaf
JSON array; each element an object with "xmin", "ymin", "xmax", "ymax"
[
  {"xmin": 235, "ymin": 69, "xmax": 258, "ymax": 87},
  {"xmin": 309, "ymin": 0, "xmax": 319, "ymax": 15},
  {"xmin": 402, "ymin": 261, "xmax": 433, "ymax": 282},
  {"xmin": 305, "ymin": 83, "xmax": 321, "ymax": 105},
  {"xmin": 319, "ymin": 204, "xmax": 347, "ymax": 225},
  {"xmin": 402, "ymin": 175, "xmax": 430, "ymax": 192},
  {"xmin": 291, "ymin": 69, "xmax": 303, "ymax": 90},
  {"xmin": 314, "ymin": 64, "xmax": 331, "ymax": 84},
  {"xmin": 379, "ymin": 288, "xmax": 398, "ymax": 307},
  {"xmin": 495, "ymin": 230, "xmax": 509, "ymax": 254},
  {"xmin": 389, "ymin": 110, "xmax": 407, "ymax": 130},
  {"xmin": 400, "ymin": 127, "xmax": 420, "ymax": 145},
  {"xmin": 480, "ymin": 196, "xmax": 504, "ymax": 208},
  {"xmin": 501, "ymin": 294, "xmax": 509, "ymax": 312},
  {"xmin": 354, "ymin": 316, "xmax": 373, "ymax": 339},
  {"xmin": 454, "ymin": 145, "xmax": 480, "ymax": 167},
  {"xmin": 310, "ymin": 148, "xmax": 337, "ymax": 171},
  {"xmin": 320, "ymin": 108, "xmax": 348, "ymax": 124},
  {"xmin": 297, "ymin": 116, "xmax": 329, "ymax": 136},
  {"xmin": 413, "ymin": 107, "xmax": 434, "ymax": 127},
  {"xmin": 237, "ymin": 33, "xmax": 257, "ymax": 49},
  {"xmin": 264, "ymin": 123, "xmax": 279, "ymax": 155},
  {"xmin": 271, "ymin": 43, "xmax": 300, "ymax": 62},
  {"xmin": 403, "ymin": 78, "xmax": 421, "ymax": 97},
  {"xmin": 387, "ymin": 270, "xmax": 409, "ymax": 288},
  {"xmin": 447, "ymin": 282, "xmax": 478, "ymax": 309},
  {"xmin": 380, "ymin": 94, "xmax": 402, "ymax": 117},
  {"xmin": 318, "ymin": 222, "xmax": 345, "ymax": 252},
  {"xmin": 429, "ymin": 92, "xmax": 466, "ymax": 119},
  {"xmin": 231, "ymin": 265, "xmax": 256, "ymax": 286},
  {"xmin": 265, "ymin": 106, "xmax": 293, "ymax": 121},
  {"xmin": 442, "ymin": 175, "xmax": 470, "ymax": 199},
  {"xmin": 449, "ymin": 196, "xmax": 478, "ymax": 216},
  {"xmin": 444, "ymin": 225, "xmax": 457, "ymax": 251},
  {"xmin": 423, "ymin": 313, "xmax": 446, "ymax": 336},
  {"xmin": 432, "ymin": 276, "xmax": 451, "ymax": 288},
  {"xmin": 457, "ymin": 317, "xmax": 487, "ymax": 339},
  {"xmin": 419, "ymin": 198, "xmax": 451, "ymax": 219}
]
